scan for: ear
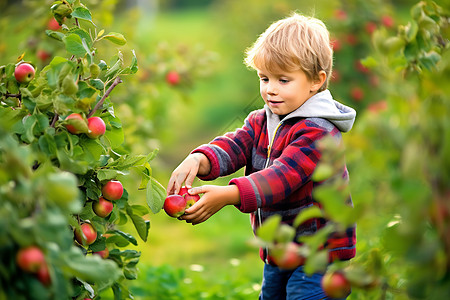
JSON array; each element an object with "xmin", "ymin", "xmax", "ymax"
[{"xmin": 310, "ymin": 71, "xmax": 327, "ymax": 92}]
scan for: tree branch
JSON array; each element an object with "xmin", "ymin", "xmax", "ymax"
[{"xmin": 87, "ymin": 76, "xmax": 122, "ymax": 118}]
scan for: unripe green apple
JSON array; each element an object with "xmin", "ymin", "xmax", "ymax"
[
  {"xmin": 321, "ymin": 271, "xmax": 351, "ymax": 299},
  {"xmin": 87, "ymin": 116, "xmax": 106, "ymax": 138},
  {"xmin": 101, "ymin": 180, "xmax": 124, "ymax": 201},
  {"xmin": 93, "ymin": 196, "xmax": 113, "ymax": 218},
  {"xmin": 74, "ymin": 223, "xmax": 97, "ymax": 246},
  {"xmin": 16, "ymin": 246, "xmax": 45, "ymax": 273},
  {"xmin": 164, "ymin": 194, "xmax": 187, "ymax": 218},
  {"xmin": 14, "ymin": 63, "xmax": 35, "ymax": 84},
  {"xmin": 64, "ymin": 113, "xmax": 88, "ymax": 134}
]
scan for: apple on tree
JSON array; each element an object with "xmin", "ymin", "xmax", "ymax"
[
  {"xmin": 93, "ymin": 248, "xmax": 109, "ymax": 259},
  {"xmin": 166, "ymin": 70, "xmax": 180, "ymax": 86},
  {"xmin": 36, "ymin": 264, "xmax": 51, "ymax": 286},
  {"xmin": 74, "ymin": 222, "xmax": 97, "ymax": 246},
  {"xmin": 101, "ymin": 180, "xmax": 124, "ymax": 201},
  {"xmin": 321, "ymin": 270, "xmax": 352, "ymax": 299},
  {"xmin": 270, "ymin": 242, "xmax": 306, "ymax": 270},
  {"xmin": 47, "ymin": 17, "xmax": 62, "ymax": 30},
  {"xmin": 64, "ymin": 113, "xmax": 88, "ymax": 134},
  {"xmin": 87, "ymin": 116, "xmax": 106, "ymax": 139},
  {"xmin": 14, "ymin": 63, "xmax": 35, "ymax": 84},
  {"xmin": 92, "ymin": 196, "xmax": 113, "ymax": 218},
  {"xmin": 16, "ymin": 246, "xmax": 46, "ymax": 273}
]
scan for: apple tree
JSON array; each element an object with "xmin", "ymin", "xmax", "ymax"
[{"xmin": 0, "ymin": 1, "xmax": 166, "ymax": 299}]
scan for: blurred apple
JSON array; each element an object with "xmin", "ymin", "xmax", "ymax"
[{"xmin": 16, "ymin": 246, "xmax": 45, "ymax": 273}]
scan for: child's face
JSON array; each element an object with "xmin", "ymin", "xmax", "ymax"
[{"xmin": 257, "ymin": 68, "xmax": 317, "ymax": 116}]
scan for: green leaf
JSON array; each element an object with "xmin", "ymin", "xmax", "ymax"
[
  {"xmin": 107, "ymin": 229, "xmax": 137, "ymax": 246},
  {"xmin": 293, "ymin": 206, "xmax": 324, "ymax": 228},
  {"xmin": 126, "ymin": 206, "xmax": 149, "ymax": 242},
  {"xmin": 89, "ymin": 78, "xmax": 104, "ymax": 90},
  {"xmin": 45, "ymin": 30, "xmax": 65, "ymax": 41},
  {"xmin": 71, "ymin": 7, "xmax": 93, "ymax": 24},
  {"xmin": 146, "ymin": 176, "xmax": 166, "ymax": 214},
  {"xmin": 62, "ymin": 247, "xmax": 121, "ymax": 283},
  {"xmin": 63, "ymin": 33, "xmax": 87, "ymax": 57},
  {"xmin": 303, "ymin": 249, "xmax": 329, "ymax": 275},
  {"xmin": 97, "ymin": 169, "xmax": 126, "ymax": 181},
  {"xmin": 101, "ymin": 32, "xmax": 127, "ymax": 45},
  {"xmin": 256, "ymin": 214, "xmax": 282, "ymax": 243}
]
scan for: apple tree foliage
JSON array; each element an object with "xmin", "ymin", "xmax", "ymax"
[
  {"xmin": 0, "ymin": 1, "xmax": 166, "ymax": 299},
  {"xmin": 256, "ymin": 1, "xmax": 450, "ymax": 299}
]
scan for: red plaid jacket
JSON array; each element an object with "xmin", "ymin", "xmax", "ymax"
[{"xmin": 193, "ymin": 102, "xmax": 356, "ymax": 264}]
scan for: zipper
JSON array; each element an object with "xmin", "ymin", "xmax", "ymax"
[{"xmin": 259, "ymin": 121, "xmax": 283, "ymax": 264}]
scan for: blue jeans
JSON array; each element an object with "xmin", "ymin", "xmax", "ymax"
[{"xmin": 259, "ymin": 264, "xmax": 348, "ymax": 300}]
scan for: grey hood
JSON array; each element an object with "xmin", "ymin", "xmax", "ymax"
[{"xmin": 265, "ymin": 90, "xmax": 356, "ymax": 142}]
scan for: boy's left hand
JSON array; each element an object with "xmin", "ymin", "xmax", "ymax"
[{"xmin": 179, "ymin": 185, "xmax": 240, "ymax": 225}]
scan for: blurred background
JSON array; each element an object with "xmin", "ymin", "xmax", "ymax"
[{"xmin": 1, "ymin": 0, "xmax": 449, "ymax": 299}]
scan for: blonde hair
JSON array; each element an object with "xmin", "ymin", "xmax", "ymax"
[{"xmin": 244, "ymin": 13, "xmax": 333, "ymax": 92}]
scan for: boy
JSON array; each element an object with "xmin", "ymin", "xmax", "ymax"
[{"xmin": 167, "ymin": 13, "xmax": 356, "ymax": 300}]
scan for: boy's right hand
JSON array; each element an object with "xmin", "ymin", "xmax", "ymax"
[{"xmin": 167, "ymin": 153, "xmax": 210, "ymax": 195}]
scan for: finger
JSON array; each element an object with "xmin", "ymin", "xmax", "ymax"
[
  {"xmin": 188, "ymin": 185, "xmax": 208, "ymax": 196},
  {"xmin": 185, "ymin": 170, "xmax": 197, "ymax": 189},
  {"xmin": 166, "ymin": 175, "xmax": 176, "ymax": 195}
]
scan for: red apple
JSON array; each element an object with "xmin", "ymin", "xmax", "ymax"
[
  {"xmin": 334, "ymin": 9, "xmax": 348, "ymax": 21},
  {"xmin": 330, "ymin": 39, "xmax": 341, "ymax": 52},
  {"xmin": 321, "ymin": 271, "xmax": 351, "ymax": 299},
  {"xmin": 16, "ymin": 246, "xmax": 45, "ymax": 273},
  {"xmin": 365, "ymin": 21, "xmax": 377, "ymax": 35},
  {"xmin": 14, "ymin": 63, "xmax": 35, "ymax": 84},
  {"xmin": 36, "ymin": 264, "xmax": 51, "ymax": 286},
  {"xmin": 350, "ymin": 87, "xmax": 364, "ymax": 102},
  {"xmin": 64, "ymin": 113, "xmax": 88, "ymax": 134},
  {"xmin": 75, "ymin": 223, "xmax": 97, "ymax": 246},
  {"xmin": 93, "ymin": 196, "xmax": 113, "ymax": 218},
  {"xmin": 101, "ymin": 180, "xmax": 123, "ymax": 201},
  {"xmin": 178, "ymin": 186, "xmax": 200, "ymax": 208},
  {"xmin": 47, "ymin": 17, "xmax": 61, "ymax": 30},
  {"xmin": 381, "ymin": 15, "xmax": 394, "ymax": 28},
  {"xmin": 164, "ymin": 194, "xmax": 187, "ymax": 218},
  {"xmin": 37, "ymin": 49, "xmax": 52, "ymax": 62},
  {"xmin": 87, "ymin": 116, "xmax": 106, "ymax": 138},
  {"xmin": 93, "ymin": 248, "xmax": 109, "ymax": 259},
  {"xmin": 166, "ymin": 71, "xmax": 180, "ymax": 86},
  {"xmin": 270, "ymin": 242, "xmax": 305, "ymax": 270}
]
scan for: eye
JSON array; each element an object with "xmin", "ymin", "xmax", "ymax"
[
  {"xmin": 260, "ymin": 77, "xmax": 269, "ymax": 83},
  {"xmin": 279, "ymin": 79, "xmax": 289, "ymax": 84}
]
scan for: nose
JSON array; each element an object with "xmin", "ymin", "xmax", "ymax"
[{"xmin": 266, "ymin": 81, "xmax": 278, "ymax": 96}]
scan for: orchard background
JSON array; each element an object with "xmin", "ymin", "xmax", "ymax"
[{"xmin": 0, "ymin": 0, "xmax": 449, "ymax": 299}]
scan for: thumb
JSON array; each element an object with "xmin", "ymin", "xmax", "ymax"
[{"xmin": 188, "ymin": 185, "xmax": 209, "ymax": 196}]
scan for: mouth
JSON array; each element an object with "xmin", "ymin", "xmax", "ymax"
[{"xmin": 267, "ymin": 99, "xmax": 283, "ymax": 105}]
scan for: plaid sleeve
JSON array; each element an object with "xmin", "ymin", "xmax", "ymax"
[
  {"xmin": 231, "ymin": 122, "xmax": 327, "ymax": 213},
  {"xmin": 192, "ymin": 111, "xmax": 260, "ymax": 181}
]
